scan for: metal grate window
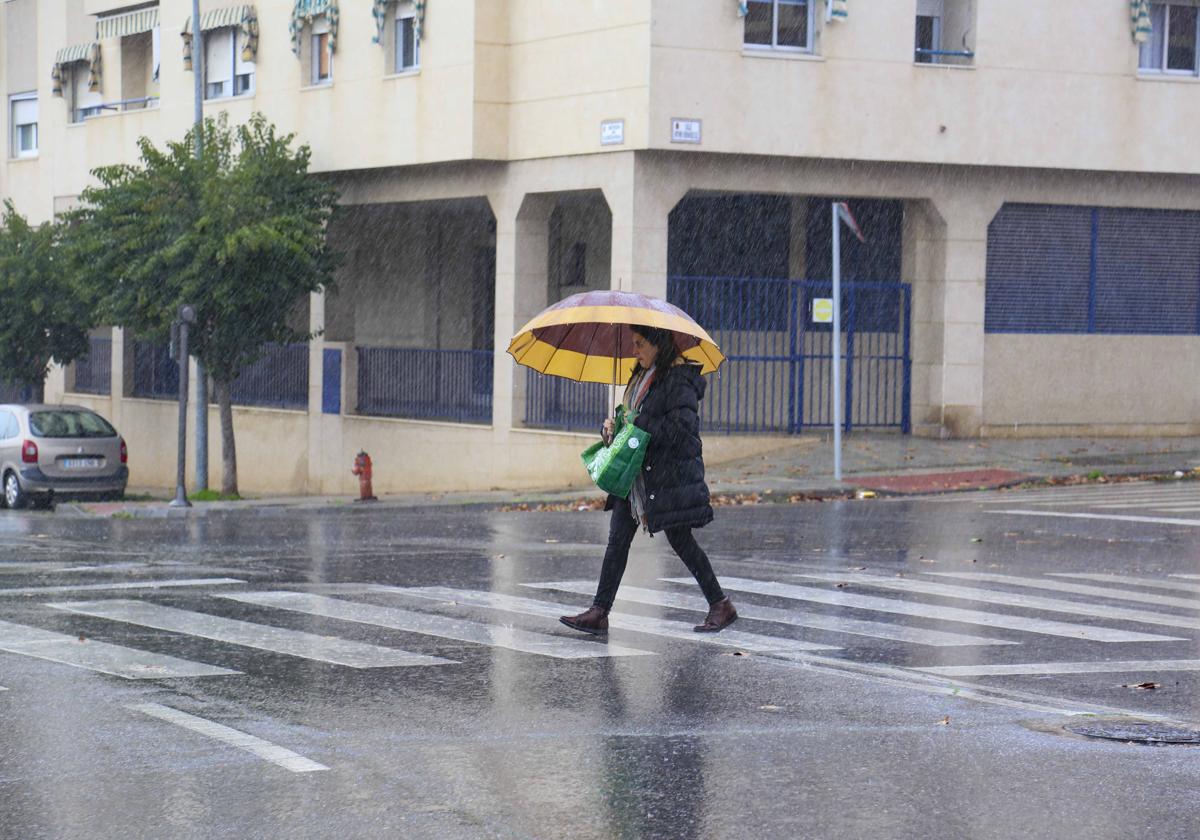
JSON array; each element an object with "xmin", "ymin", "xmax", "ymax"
[{"xmin": 986, "ymin": 203, "xmax": 1200, "ymax": 335}]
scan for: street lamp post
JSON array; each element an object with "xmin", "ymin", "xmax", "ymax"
[{"xmin": 191, "ymin": 0, "xmax": 209, "ymax": 493}]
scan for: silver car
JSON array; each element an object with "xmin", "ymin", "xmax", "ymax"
[{"xmin": 0, "ymin": 404, "xmax": 128, "ymax": 509}]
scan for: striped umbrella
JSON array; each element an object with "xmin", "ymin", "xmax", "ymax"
[{"xmin": 507, "ymin": 290, "xmax": 726, "ymax": 385}]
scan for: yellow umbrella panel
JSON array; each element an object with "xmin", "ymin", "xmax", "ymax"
[{"xmin": 507, "ymin": 291, "xmax": 726, "ymax": 385}]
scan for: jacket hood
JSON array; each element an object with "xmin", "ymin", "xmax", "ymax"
[{"xmin": 668, "ymin": 361, "xmax": 707, "ymax": 401}]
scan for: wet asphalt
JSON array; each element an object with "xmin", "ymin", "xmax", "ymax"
[{"xmin": 1, "ymin": 490, "xmax": 1199, "ymax": 840}]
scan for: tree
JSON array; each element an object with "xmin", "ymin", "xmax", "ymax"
[
  {"xmin": 0, "ymin": 202, "xmax": 94, "ymax": 403},
  {"xmin": 64, "ymin": 113, "xmax": 339, "ymax": 495}
]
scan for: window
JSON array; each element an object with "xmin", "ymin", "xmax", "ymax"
[
  {"xmin": 204, "ymin": 26, "xmax": 255, "ymax": 99},
  {"xmin": 744, "ymin": 0, "xmax": 812, "ymax": 52},
  {"xmin": 395, "ymin": 5, "xmax": 420, "ymax": 72},
  {"xmin": 1139, "ymin": 3, "xmax": 1200, "ymax": 74},
  {"xmin": 914, "ymin": 0, "xmax": 944, "ymax": 63},
  {"xmin": 914, "ymin": 0, "xmax": 974, "ymax": 65},
  {"xmin": 71, "ymin": 65, "xmax": 103, "ymax": 122},
  {"xmin": 985, "ymin": 203, "xmax": 1200, "ymax": 335},
  {"xmin": 9, "ymin": 93, "xmax": 36, "ymax": 158},
  {"xmin": 312, "ymin": 17, "xmax": 332, "ymax": 85}
]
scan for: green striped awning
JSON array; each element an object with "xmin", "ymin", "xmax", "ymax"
[
  {"xmin": 55, "ymin": 42, "xmax": 97, "ymax": 65},
  {"xmin": 182, "ymin": 3, "xmax": 256, "ymax": 34},
  {"xmin": 97, "ymin": 7, "xmax": 160, "ymax": 40}
]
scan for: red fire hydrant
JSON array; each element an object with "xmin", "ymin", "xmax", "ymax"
[{"xmin": 351, "ymin": 450, "xmax": 378, "ymax": 502}]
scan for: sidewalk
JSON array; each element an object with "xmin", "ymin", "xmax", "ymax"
[{"xmin": 57, "ymin": 433, "xmax": 1200, "ymax": 519}]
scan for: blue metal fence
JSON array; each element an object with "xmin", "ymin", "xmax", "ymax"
[
  {"xmin": 0, "ymin": 381, "xmax": 32, "ymax": 403},
  {"xmin": 131, "ymin": 341, "xmax": 178, "ymax": 400},
  {"xmin": 73, "ymin": 337, "xmax": 112, "ymax": 395},
  {"xmin": 668, "ymin": 276, "xmax": 911, "ymax": 434},
  {"xmin": 524, "ymin": 372, "xmax": 608, "ymax": 431},
  {"xmin": 229, "ymin": 343, "xmax": 309, "ymax": 410},
  {"xmin": 357, "ymin": 346, "xmax": 493, "ymax": 424}
]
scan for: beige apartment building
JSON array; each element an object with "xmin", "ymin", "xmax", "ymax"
[{"xmin": 2, "ymin": 0, "xmax": 1200, "ymax": 495}]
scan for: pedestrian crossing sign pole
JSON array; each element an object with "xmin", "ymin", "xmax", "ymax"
[{"xmin": 831, "ymin": 202, "xmax": 866, "ymax": 482}]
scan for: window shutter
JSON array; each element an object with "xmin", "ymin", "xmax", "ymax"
[
  {"xmin": 205, "ymin": 28, "xmax": 233, "ymax": 85},
  {"xmin": 1094, "ymin": 207, "xmax": 1200, "ymax": 334},
  {"xmin": 12, "ymin": 97, "xmax": 37, "ymax": 127},
  {"xmin": 985, "ymin": 204, "xmax": 1093, "ymax": 333}
]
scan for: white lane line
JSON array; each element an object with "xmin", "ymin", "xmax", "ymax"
[
  {"xmin": 1173, "ymin": 575, "xmax": 1200, "ymax": 580},
  {"xmin": 990, "ymin": 509, "xmax": 1200, "ymax": 527},
  {"xmin": 46, "ymin": 600, "xmax": 454, "ymax": 669},
  {"xmin": 128, "ymin": 703, "xmax": 327, "ymax": 773},
  {"xmin": 673, "ymin": 577, "xmax": 1183, "ymax": 643},
  {"xmin": 798, "ymin": 573, "xmax": 1200, "ymax": 631},
  {"xmin": 917, "ymin": 660, "xmax": 1200, "ymax": 677},
  {"xmin": 0, "ymin": 618, "xmax": 238, "ymax": 679},
  {"xmin": 0, "ymin": 578, "xmax": 245, "ymax": 597},
  {"xmin": 929, "ymin": 572, "xmax": 1200, "ymax": 610},
  {"xmin": 528, "ymin": 580, "xmax": 1014, "ymax": 647},
  {"xmin": 1089, "ymin": 500, "xmax": 1200, "ymax": 509},
  {"xmin": 1051, "ymin": 573, "xmax": 1200, "ymax": 595},
  {"xmin": 386, "ymin": 585, "xmax": 838, "ymax": 653},
  {"xmin": 220, "ymin": 591, "xmax": 655, "ymax": 659},
  {"xmin": 979, "ymin": 485, "xmax": 1198, "ymax": 503}
]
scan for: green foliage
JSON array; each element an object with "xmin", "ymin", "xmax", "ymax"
[
  {"xmin": 0, "ymin": 202, "xmax": 94, "ymax": 396},
  {"xmin": 189, "ymin": 489, "xmax": 242, "ymax": 502},
  {"xmin": 63, "ymin": 112, "xmax": 340, "ymax": 384}
]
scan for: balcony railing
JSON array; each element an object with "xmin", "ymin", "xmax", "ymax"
[{"xmin": 74, "ymin": 95, "xmax": 159, "ymax": 123}]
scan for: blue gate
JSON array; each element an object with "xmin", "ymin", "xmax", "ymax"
[{"xmin": 668, "ymin": 276, "xmax": 911, "ymax": 434}]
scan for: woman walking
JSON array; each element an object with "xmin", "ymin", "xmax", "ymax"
[{"xmin": 560, "ymin": 324, "xmax": 737, "ymax": 636}]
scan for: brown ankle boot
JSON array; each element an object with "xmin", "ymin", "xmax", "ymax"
[
  {"xmin": 694, "ymin": 597, "xmax": 737, "ymax": 633},
  {"xmin": 560, "ymin": 605, "xmax": 609, "ymax": 635}
]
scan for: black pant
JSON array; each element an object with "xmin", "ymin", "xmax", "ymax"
[{"xmin": 592, "ymin": 497, "xmax": 725, "ymax": 610}]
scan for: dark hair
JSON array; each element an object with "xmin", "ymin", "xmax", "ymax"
[{"xmin": 630, "ymin": 324, "xmax": 679, "ymax": 376}]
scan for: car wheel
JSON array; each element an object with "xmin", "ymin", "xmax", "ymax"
[{"xmin": 4, "ymin": 472, "xmax": 27, "ymax": 510}]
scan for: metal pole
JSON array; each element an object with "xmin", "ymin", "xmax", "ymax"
[
  {"xmin": 831, "ymin": 203, "xmax": 842, "ymax": 482},
  {"xmin": 191, "ymin": 0, "xmax": 209, "ymax": 492},
  {"xmin": 171, "ymin": 305, "xmax": 197, "ymax": 507}
]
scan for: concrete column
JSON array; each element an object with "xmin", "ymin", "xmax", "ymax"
[
  {"xmin": 788, "ymin": 195, "xmax": 808, "ymax": 279},
  {"xmin": 492, "ymin": 192, "xmax": 554, "ymax": 433},
  {"xmin": 921, "ymin": 195, "xmax": 1002, "ymax": 438},
  {"xmin": 109, "ymin": 327, "xmax": 126, "ymax": 429},
  {"xmin": 307, "ymin": 289, "xmax": 327, "ymax": 493},
  {"xmin": 606, "ymin": 154, "xmax": 686, "ymax": 298}
]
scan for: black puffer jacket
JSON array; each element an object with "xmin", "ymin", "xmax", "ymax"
[{"xmin": 605, "ymin": 362, "xmax": 713, "ymax": 533}]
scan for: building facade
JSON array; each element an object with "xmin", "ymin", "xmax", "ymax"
[{"xmin": 3, "ymin": 0, "xmax": 1200, "ymax": 495}]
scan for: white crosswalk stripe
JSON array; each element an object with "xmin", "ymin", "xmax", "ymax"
[
  {"xmin": 526, "ymin": 580, "xmax": 1014, "ymax": 647},
  {"xmin": 795, "ymin": 573, "xmax": 1200, "ymax": 631},
  {"xmin": 129, "ymin": 703, "xmax": 328, "ymax": 773},
  {"xmin": 1051, "ymin": 573, "xmax": 1200, "ymax": 595},
  {"xmin": 677, "ymin": 577, "xmax": 1183, "ymax": 643},
  {"xmin": 929, "ymin": 572, "xmax": 1200, "ymax": 610},
  {"xmin": 0, "ymin": 617, "xmax": 239, "ymax": 679},
  {"xmin": 46, "ymin": 600, "xmax": 454, "ymax": 669},
  {"xmin": 382, "ymin": 585, "xmax": 838, "ymax": 653},
  {"xmin": 220, "ymin": 591, "xmax": 656, "ymax": 659},
  {"xmin": 0, "ymin": 578, "xmax": 246, "ymax": 597},
  {"xmin": 991, "ymin": 509, "xmax": 1200, "ymax": 527},
  {"xmin": 916, "ymin": 660, "xmax": 1200, "ymax": 677}
]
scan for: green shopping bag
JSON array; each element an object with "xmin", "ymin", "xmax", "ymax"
[{"xmin": 580, "ymin": 408, "xmax": 651, "ymax": 498}]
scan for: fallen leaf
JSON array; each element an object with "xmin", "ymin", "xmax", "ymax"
[
  {"xmin": 77, "ymin": 633, "xmax": 86, "ymax": 642},
  {"xmin": 759, "ymin": 704, "xmax": 781, "ymax": 711},
  {"xmin": 1121, "ymin": 682, "xmax": 1160, "ymax": 690},
  {"xmin": 544, "ymin": 539, "xmax": 559, "ymax": 544},
  {"xmin": 970, "ymin": 537, "xmax": 983, "ymax": 543},
  {"xmin": 937, "ymin": 715, "xmax": 951, "ymax": 725}
]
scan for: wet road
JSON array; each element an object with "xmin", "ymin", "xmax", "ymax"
[{"xmin": 1, "ymin": 484, "xmax": 1199, "ymax": 839}]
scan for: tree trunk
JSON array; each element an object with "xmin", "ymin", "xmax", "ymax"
[
  {"xmin": 214, "ymin": 378, "xmax": 238, "ymax": 497},
  {"xmin": 30, "ymin": 377, "xmax": 45, "ymax": 404}
]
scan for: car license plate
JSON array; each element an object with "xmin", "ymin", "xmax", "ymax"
[{"xmin": 62, "ymin": 458, "xmax": 101, "ymax": 469}]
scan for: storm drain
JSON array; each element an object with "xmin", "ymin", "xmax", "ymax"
[{"xmin": 1064, "ymin": 719, "xmax": 1200, "ymax": 746}]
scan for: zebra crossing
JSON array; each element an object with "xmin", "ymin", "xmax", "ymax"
[
  {"xmin": 2, "ymin": 566, "xmax": 1199, "ymax": 771},
  {"xmin": 955, "ymin": 480, "xmax": 1200, "ymax": 527},
  {"xmin": 0, "ymin": 569, "xmax": 1195, "ymax": 687}
]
